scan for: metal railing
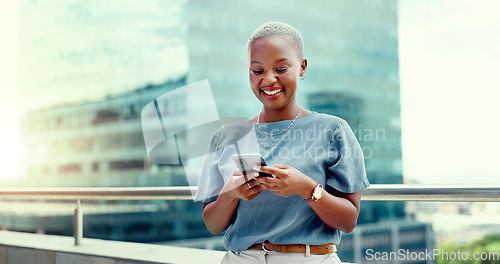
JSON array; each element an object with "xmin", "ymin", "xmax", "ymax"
[
  {"xmin": 2, "ymin": 184, "xmax": 500, "ymax": 201},
  {"xmin": 1, "ymin": 184, "xmax": 500, "ymax": 245}
]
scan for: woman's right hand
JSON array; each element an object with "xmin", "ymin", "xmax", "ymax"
[
  {"xmin": 220, "ymin": 170, "xmax": 265, "ymax": 201},
  {"xmin": 202, "ymin": 170, "xmax": 264, "ymax": 235}
]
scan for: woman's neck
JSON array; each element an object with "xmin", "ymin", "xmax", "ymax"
[{"xmin": 260, "ymin": 104, "xmax": 301, "ymax": 123}]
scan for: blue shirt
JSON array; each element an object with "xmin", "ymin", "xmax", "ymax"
[{"xmin": 195, "ymin": 112, "xmax": 369, "ymax": 251}]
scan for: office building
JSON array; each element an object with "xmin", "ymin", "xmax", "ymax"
[{"xmin": 2, "ymin": 78, "xmax": 212, "ymax": 242}]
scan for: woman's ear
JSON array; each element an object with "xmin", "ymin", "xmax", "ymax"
[{"xmin": 300, "ymin": 59, "xmax": 308, "ymax": 76}]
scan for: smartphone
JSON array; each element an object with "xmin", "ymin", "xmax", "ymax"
[{"xmin": 232, "ymin": 154, "xmax": 273, "ymax": 178}]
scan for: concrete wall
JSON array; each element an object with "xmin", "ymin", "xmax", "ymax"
[{"xmin": 0, "ymin": 231, "xmax": 225, "ymax": 264}]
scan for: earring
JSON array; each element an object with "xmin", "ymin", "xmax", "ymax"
[{"xmin": 300, "ymin": 75, "xmax": 305, "ymax": 80}]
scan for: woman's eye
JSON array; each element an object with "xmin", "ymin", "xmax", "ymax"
[
  {"xmin": 276, "ymin": 67, "xmax": 288, "ymax": 73},
  {"xmin": 252, "ymin": 70, "xmax": 264, "ymax": 75}
]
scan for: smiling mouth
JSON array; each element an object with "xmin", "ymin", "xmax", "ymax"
[{"xmin": 262, "ymin": 88, "xmax": 283, "ymax": 95}]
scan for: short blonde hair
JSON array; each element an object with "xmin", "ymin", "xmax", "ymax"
[{"xmin": 247, "ymin": 21, "xmax": 304, "ymax": 60}]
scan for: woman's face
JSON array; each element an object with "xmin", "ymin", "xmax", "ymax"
[{"xmin": 248, "ymin": 36, "xmax": 306, "ymax": 112}]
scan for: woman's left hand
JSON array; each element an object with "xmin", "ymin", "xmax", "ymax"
[
  {"xmin": 254, "ymin": 164, "xmax": 317, "ymax": 199},
  {"xmin": 256, "ymin": 164, "xmax": 362, "ymax": 233}
]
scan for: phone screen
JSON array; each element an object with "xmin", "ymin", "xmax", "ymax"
[{"xmin": 232, "ymin": 154, "xmax": 273, "ymax": 178}]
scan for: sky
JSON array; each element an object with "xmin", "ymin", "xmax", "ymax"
[
  {"xmin": 398, "ymin": 0, "xmax": 500, "ymax": 184},
  {"xmin": 18, "ymin": 0, "xmax": 188, "ymax": 112},
  {"xmin": 0, "ymin": 1, "xmax": 21, "ymax": 181},
  {"xmin": 1, "ymin": 0, "xmax": 500, "ymax": 184}
]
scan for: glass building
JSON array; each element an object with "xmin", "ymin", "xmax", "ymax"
[
  {"xmin": 20, "ymin": 79, "xmax": 186, "ymax": 188},
  {"xmin": 10, "ymin": 78, "xmax": 213, "ymax": 242}
]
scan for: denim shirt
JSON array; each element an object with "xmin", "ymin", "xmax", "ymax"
[{"xmin": 195, "ymin": 112, "xmax": 369, "ymax": 251}]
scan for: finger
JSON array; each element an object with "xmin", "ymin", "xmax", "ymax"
[
  {"xmin": 232, "ymin": 169, "xmax": 242, "ymax": 176},
  {"xmin": 246, "ymin": 172, "xmax": 260, "ymax": 182},
  {"xmin": 241, "ymin": 173, "xmax": 259, "ymax": 186},
  {"xmin": 243, "ymin": 185, "xmax": 264, "ymax": 200},
  {"xmin": 255, "ymin": 176, "xmax": 272, "ymax": 185},
  {"xmin": 246, "ymin": 179, "xmax": 256, "ymax": 189},
  {"xmin": 253, "ymin": 165, "xmax": 284, "ymax": 176},
  {"xmin": 250, "ymin": 185, "xmax": 264, "ymax": 193},
  {"xmin": 255, "ymin": 177, "xmax": 278, "ymax": 190},
  {"xmin": 272, "ymin": 164, "xmax": 290, "ymax": 169},
  {"xmin": 246, "ymin": 188, "xmax": 264, "ymax": 200}
]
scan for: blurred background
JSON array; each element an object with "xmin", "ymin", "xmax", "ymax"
[{"xmin": 1, "ymin": 0, "xmax": 499, "ymax": 263}]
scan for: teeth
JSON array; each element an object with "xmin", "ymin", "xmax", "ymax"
[{"xmin": 263, "ymin": 89, "xmax": 283, "ymax": 95}]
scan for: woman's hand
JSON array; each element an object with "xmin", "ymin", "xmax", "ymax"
[
  {"xmin": 255, "ymin": 164, "xmax": 362, "ymax": 233},
  {"xmin": 220, "ymin": 169, "xmax": 265, "ymax": 201},
  {"xmin": 254, "ymin": 164, "xmax": 317, "ymax": 198},
  {"xmin": 202, "ymin": 169, "xmax": 264, "ymax": 235}
]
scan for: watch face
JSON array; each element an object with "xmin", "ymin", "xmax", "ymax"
[{"xmin": 313, "ymin": 186, "xmax": 323, "ymax": 199}]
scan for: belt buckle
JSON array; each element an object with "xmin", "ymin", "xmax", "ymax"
[{"xmin": 261, "ymin": 241, "xmax": 278, "ymax": 253}]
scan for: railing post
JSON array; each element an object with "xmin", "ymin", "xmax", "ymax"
[
  {"xmin": 74, "ymin": 199, "xmax": 83, "ymax": 245},
  {"xmin": 391, "ymin": 224, "xmax": 400, "ymax": 264},
  {"xmin": 425, "ymin": 224, "xmax": 434, "ymax": 264},
  {"xmin": 353, "ymin": 227, "xmax": 362, "ymax": 264}
]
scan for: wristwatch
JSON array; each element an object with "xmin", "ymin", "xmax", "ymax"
[{"xmin": 305, "ymin": 183, "xmax": 323, "ymax": 202}]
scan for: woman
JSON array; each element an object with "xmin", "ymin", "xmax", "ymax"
[{"xmin": 195, "ymin": 22, "xmax": 369, "ymax": 264}]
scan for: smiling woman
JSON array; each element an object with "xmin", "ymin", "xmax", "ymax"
[{"xmin": 196, "ymin": 21, "xmax": 369, "ymax": 264}]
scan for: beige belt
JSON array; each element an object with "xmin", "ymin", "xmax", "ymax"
[{"xmin": 248, "ymin": 241, "xmax": 336, "ymax": 254}]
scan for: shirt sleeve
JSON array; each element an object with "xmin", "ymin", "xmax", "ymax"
[
  {"xmin": 194, "ymin": 130, "xmax": 225, "ymax": 203},
  {"xmin": 326, "ymin": 120, "xmax": 369, "ymax": 193}
]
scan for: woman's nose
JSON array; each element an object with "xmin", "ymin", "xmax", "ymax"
[{"xmin": 261, "ymin": 71, "xmax": 277, "ymax": 85}]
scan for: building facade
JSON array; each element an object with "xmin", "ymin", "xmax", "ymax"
[{"xmin": 7, "ymin": 78, "xmax": 212, "ymax": 242}]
